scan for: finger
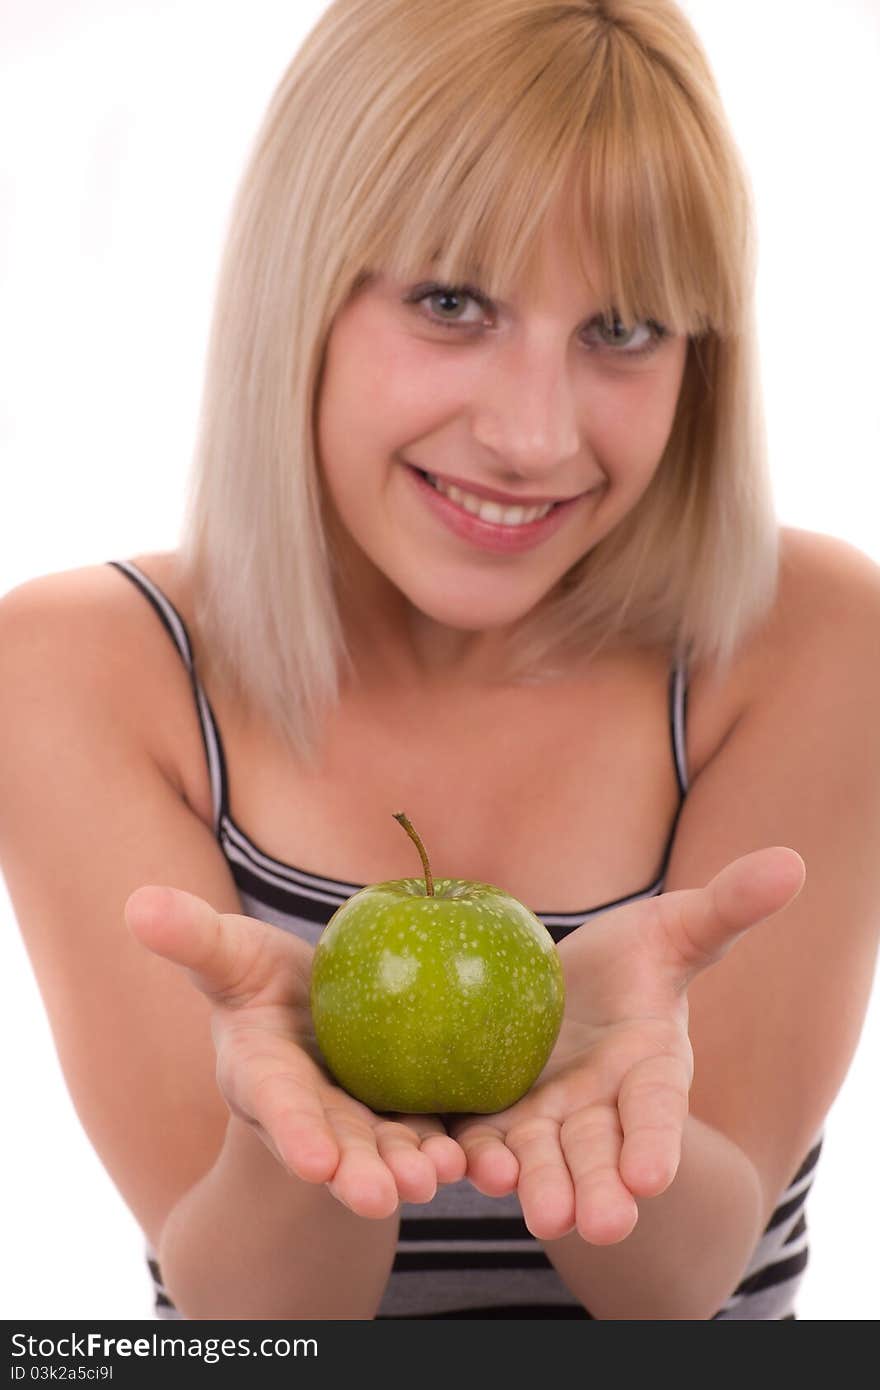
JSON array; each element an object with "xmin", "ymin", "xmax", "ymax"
[
  {"xmin": 560, "ymin": 1104, "xmax": 639, "ymax": 1245},
  {"xmin": 503, "ymin": 1116, "xmax": 574, "ymax": 1240},
  {"xmin": 450, "ymin": 1117, "xmax": 520, "ymax": 1197},
  {"xmin": 257, "ymin": 1103, "xmax": 340, "ymax": 1185},
  {"xmin": 124, "ymin": 884, "xmax": 293, "ymax": 1008},
  {"xmin": 386, "ymin": 1114, "xmax": 468, "ymax": 1187},
  {"xmin": 324, "ymin": 1105, "xmax": 401, "ymax": 1219},
  {"xmin": 656, "ymin": 846, "xmax": 806, "ymax": 984},
  {"xmin": 225, "ymin": 1050, "xmax": 340, "ymax": 1185},
  {"xmin": 617, "ymin": 1051, "xmax": 691, "ymax": 1198},
  {"xmin": 420, "ymin": 1133, "xmax": 468, "ymax": 1186},
  {"xmin": 373, "ymin": 1120, "xmax": 438, "ymax": 1205}
]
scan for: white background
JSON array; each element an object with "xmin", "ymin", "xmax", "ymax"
[{"xmin": 1, "ymin": 0, "xmax": 878, "ymax": 1320}]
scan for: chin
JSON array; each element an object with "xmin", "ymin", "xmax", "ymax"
[{"xmin": 405, "ymin": 586, "xmax": 556, "ymax": 636}]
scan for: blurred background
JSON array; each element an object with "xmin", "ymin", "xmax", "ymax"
[{"xmin": 1, "ymin": 0, "xmax": 878, "ymax": 1320}]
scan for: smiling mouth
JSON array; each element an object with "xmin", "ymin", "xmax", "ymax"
[{"xmin": 409, "ymin": 465, "xmax": 587, "ymax": 511}]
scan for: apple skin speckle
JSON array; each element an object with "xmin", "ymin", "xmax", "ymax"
[{"xmin": 309, "ymin": 877, "xmax": 565, "ymax": 1114}]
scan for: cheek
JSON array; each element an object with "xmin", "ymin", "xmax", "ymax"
[
  {"xmin": 320, "ymin": 328, "xmax": 443, "ymax": 460},
  {"xmin": 319, "ymin": 332, "xmax": 382, "ymax": 442},
  {"xmin": 591, "ymin": 363, "xmax": 687, "ymax": 483},
  {"xmin": 590, "ymin": 407, "xmax": 669, "ymax": 483},
  {"xmin": 317, "ymin": 348, "xmax": 393, "ymax": 498}
]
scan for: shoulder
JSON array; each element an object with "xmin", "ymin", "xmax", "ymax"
[
  {"xmin": 712, "ymin": 525, "xmax": 880, "ymax": 723},
  {"xmin": 0, "ymin": 552, "xmax": 196, "ymax": 796},
  {"xmin": 768, "ymin": 524, "xmax": 879, "ymax": 646},
  {"xmin": 688, "ymin": 523, "xmax": 880, "ymax": 826},
  {"xmin": 681, "ymin": 527, "xmax": 879, "ymax": 784},
  {"xmin": 754, "ymin": 526, "xmax": 880, "ymax": 722},
  {"xmin": 776, "ymin": 524, "xmax": 880, "ymax": 628}
]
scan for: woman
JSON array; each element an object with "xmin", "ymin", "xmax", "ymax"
[{"xmin": 1, "ymin": 0, "xmax": 878, "ymax": 1320}]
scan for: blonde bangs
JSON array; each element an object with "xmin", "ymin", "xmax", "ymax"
[
  {"xmin": 374, "ymin": 27, "xmax": 609, "ymax": 300},
  {"xmin": 349, "ymin": 4, "xmax": 752, "ymax": 342},
  {"xmin": 575, "ymin": 31, "xmax": 754, "ymax": 340}
]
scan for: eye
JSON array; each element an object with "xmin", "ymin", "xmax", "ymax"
[
  {"xmin": 404, "ymin": 283, "xmax": 668, "ymax": 357},
  {"xmin": 405, "ymin": 282, "xmax": 490, "ymax": 329},
  {"xmin": 586, "ymin": 312, "xmax": 667, "ymax": 356}
]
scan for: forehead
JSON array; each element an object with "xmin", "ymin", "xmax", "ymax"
[{"xmin": 426, "ymin": 195, "xmax": 606, "ymax": 303}]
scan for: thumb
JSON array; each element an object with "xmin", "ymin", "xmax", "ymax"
[
  {"xmin": 124, "ymin": 884, "xmax": 290, "ymax": 1009},
  {"xmin": 659, "ymin": 846, "xmax": 806, "ymax": 983}
]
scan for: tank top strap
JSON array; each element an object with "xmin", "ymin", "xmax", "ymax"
[
  {"xmin": 668, "ymin": 651, "xmax": 690, "ymax": 799},
  {"xmin": 106, "ymin": 559, "xmax": 228, "ymax": 837}
]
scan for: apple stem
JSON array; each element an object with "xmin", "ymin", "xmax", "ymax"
[{"xmin": 392, "ymin": 812, "xmax": 434, "ymax": 896}]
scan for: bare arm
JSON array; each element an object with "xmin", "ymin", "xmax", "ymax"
[
  {"xmin": 540, "ymin": 1114, "xmax": 763, "ymax": 1320},
  {"xmin": 547, "ymin": 537, "xmax": 880, "ymax": 1315},
  {"xmin": 0, "ymin": 569, "xmax": 462, "ymax": 1320},
  {"xmin": 159, "ymin": 1114, "xmax": 400, "ymax": 1319}
]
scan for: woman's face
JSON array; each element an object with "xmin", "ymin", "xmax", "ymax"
[{"xmin": 316, "ymin": 220, "xmax": 689, "ymax": 680}]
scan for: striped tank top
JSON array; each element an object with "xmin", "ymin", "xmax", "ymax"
[{"xmin": 109, "ymin": 558, "xmax": 822, "ymax": 1321}]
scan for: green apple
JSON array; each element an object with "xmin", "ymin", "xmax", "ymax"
[{"xmin": 309, "ymin": 812, "xmax": 565, "ymax": 1114}]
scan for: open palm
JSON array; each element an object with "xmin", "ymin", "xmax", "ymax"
[
  {"xmin": 446, "ymin": 846, "xmax": 805, "ymax": 1244},
  {"xmin": 125, "ymin": 886, "xmax": 466, "ymax": 1219}
]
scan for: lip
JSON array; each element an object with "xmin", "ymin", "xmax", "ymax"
[
  {"xmin": 404, "ymin": 462, "xmax": 591, "ymax": 555},
  {"xmin": 409, "ymin": 469, "xmax": 582, "ymax": 507}
]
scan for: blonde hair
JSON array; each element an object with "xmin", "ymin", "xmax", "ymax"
[{"xmin": 178, "ymin": 0, "xmax": 778, "ymax": 767}]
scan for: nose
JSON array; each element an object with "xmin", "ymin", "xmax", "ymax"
[{"xmin": 469, "ymin": 334, "xmax": 582, "ymax": 483}]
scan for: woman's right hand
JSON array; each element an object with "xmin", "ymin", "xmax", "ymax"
[{"xmin": 124, "ymin": 884, "xmax": 467, "ymax": 1219}]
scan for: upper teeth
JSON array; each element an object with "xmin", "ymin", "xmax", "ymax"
[{"xmin": 426, "ymin": 474, "xmax": 556, "ymax": 525}]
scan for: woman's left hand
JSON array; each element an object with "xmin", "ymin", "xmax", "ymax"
[{"xmin": 446, "ymin": 846, "xmax": 805, "ymax": 1244}]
